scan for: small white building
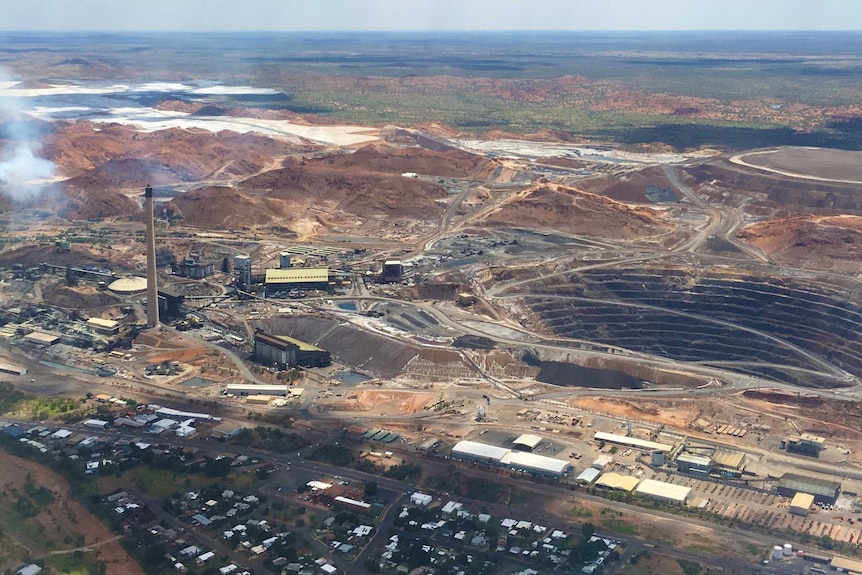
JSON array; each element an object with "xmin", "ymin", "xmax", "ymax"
[{"xmin": 410, "ymin": 492, "xmax": 432, "ymax": 507}]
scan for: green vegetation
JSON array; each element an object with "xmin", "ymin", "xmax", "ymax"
[
  {"xmin": 677, "ymin": 559, "xmax": 702, "ymax": 575},
  {"xmin": 229, "ymin": 426, "xmax": 310, "ymax": 453},
  {"xmin": 603, "ymin": 517, "xmax": 640, "ymax": 536},
  {"xmin": 571, "ymin": 504, "xmax": 593, "ymax": 518},
  {"xmin": 426, "ymin": 470, "xmax": 511, "ymax": 504},
  {"xmin": 382, "ymin": 462, "xmax": 422, "ymax": 481},
  {"xmin": 46, "ymin": 550, "xmax": 107, "ymax": 575},
  {"xmin": 303, "ymin": 444, "xmax": 355, "ymax": 466},
  {"xmin": 0, "ymin": 381, "xmax": 28, "ymax": 414}
]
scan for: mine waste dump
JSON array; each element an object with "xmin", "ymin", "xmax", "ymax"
[
  {"xmin": 516, "ymin": 266, "xmax": 862, "ymax": 388},
  {"xmin": 522, "ymin": 353, "xmax": 642, "ymax": 389}
]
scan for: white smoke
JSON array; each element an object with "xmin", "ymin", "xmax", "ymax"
[{"xmin": 0, "ymin": 68, "xmax": 57, "ymax": 202}]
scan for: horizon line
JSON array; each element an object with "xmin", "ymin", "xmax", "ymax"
[{"xmin": 2, "ymin": 28, "xmax": 862, "ymax": 34}]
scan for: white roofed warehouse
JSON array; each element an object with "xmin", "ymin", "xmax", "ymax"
[
  {"xmin": 500, "ymin": 451, "xmax": 571, "ymax": 479},
  {"xmin": 512, "ymin": 433, "xmax": 543, "ymax": 451},
  {"xmin": 451, "ymin": 440, "xmax": 510, "ymax": 465},
  {"xmin": 635, "ymin": 479, "xmax": 691, "ymax": 505}
]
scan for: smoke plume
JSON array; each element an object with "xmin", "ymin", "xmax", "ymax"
[{"xmin": 0, "ymin": 68, "xmax": 56, "ymax": 202}]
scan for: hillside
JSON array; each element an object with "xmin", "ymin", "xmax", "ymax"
[
  {"xmin": 739, "ymin": 215, "xmax": 862, "ymax": 272},
  {"xmin": 482, "ymin": 184, "xmax": 673, "ymax": 240},
  {"xmin": 303, "ymin": 143, "xmax": 495, "ymax": 178}
]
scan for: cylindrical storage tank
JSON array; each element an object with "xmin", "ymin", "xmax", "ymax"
[
  {"xmin": 772, "ymin": 546, "xmax": 784, "ymax": 560},
  {"xmin": 783, "ymin": 543, "xmax": 793, "ymax": 557},
  {"xmin": 651, "ymin": 450, "xmax": 665, "ymax": 466}
]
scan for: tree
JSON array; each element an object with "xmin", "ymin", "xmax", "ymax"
[
  {"xmin": 581, "ymin": 522, "xmax": 596, "ymax": 539},
  {"xmin": 365, "ymin": 481, "xmax": 378, "ymax": 499}
]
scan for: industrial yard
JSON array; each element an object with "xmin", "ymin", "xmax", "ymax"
[{"xmin": 5, "ymin": 30, "xmax": 862, "ymax": 575}]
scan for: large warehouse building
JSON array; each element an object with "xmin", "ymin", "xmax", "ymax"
[
  {"xmin": 253, "ymin": 331, "xmax": 331, "ymax": 369},
  {"xmin": 451, "ymin": 440, "xmax": 511, "ymax": 465},
  {"xmin": 500, "ymin": 451, "xmax": 572, "ymax": 479},
  {"xmin": 778, "ymin": 473, "xmax": 841, "ymax": 504},
  {"xmin": 450, "ymin": 440, "xmax": 571, "ymax": 479},
  {"xmin": 635, "ymin": 479, "xmax": 691, "ymax": 505}
]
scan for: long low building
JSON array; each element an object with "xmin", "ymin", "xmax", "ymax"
[
  {"xmin": 831, "ymin": 556, "xmax": 862, "ymax": 574},
  {"xmin": 595, "ymin": 472, "xmax": 639, "ymax": 492},
  {"xmin": 224, "ymin": 383, "xmax": 290, "ymax": 396},
  {"xmin": 451, "ymin": 440, "xmax": 571, "ymax": 479},
  {"xmin": 265, "ymin": 268, "xmax": 331, "ymax": 294},
  {"xmin": 451, "ymin": 440, "xmax": 511, "ymax": 464},
  {"xmin": 499, "ymin": 451, "xmax": 571, "ymax": 479},
  {"xmin": 635, "ymin": 478, "xmax": 691, "ymax": 505},
  {"xmin": 593, "ymin": 431, "xmax": 673, "ymax": 452}
]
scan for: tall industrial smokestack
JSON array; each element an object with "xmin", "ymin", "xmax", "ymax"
[{"xmin": 145, "ymin": 185, "xmax": 159, "ymax": 328}]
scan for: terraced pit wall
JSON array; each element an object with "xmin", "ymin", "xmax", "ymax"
[{"xmin": 515, "ymin": 266, "xmax": 862, "ymax": 388}]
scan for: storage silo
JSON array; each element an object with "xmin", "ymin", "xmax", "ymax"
[
  {"xmin": 772, "ymin": 546, "xmax": 784, "ymax": 560},
  {"xmin": 783, "ymin": 543, "xmax": 793, "ymax": 557}
]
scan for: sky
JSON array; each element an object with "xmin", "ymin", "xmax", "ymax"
[{"xmin": 2, "ymin": 0, "xmax": 862, "ymax": 32}]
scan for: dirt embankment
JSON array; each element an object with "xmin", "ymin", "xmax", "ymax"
[
  {"xmin": 681, "ymin": 160, "xmax": 862, "ymax": 216},
  {"xmin": 170, "ymin": 158, "xmax": 448, "ymax": 230},
  {"xmin": 0, "ymin": 450, "xmax": 146, "ymax": 575},
  {"xmin": 481, "ymin": 183, "xmax": 673, "ymax": 240},
  {"xmin": 577, "ymin": 165, "xmax": 681, "ymax": 203},
  {"xmin": 738, "ymin": 215, "xmax": 862, "ymax": 273},
  {"xmin": 1, "ymin": 119, "xmax": 316, "ymax": 220},
  {"xmin": 300, "ymin": 143, "xmax": 495, "ymax": 179},
  {"xmin": 0, "ymin": 244, "xmax": 120, "ymax": 270},
  {"xmin": 742, "ymin": 389, "xmax": 824, "ymax": 408}
]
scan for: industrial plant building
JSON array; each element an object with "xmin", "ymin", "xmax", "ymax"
[
  {"xmin": 785, "ymin": 433, "xmax": 826, "ymax": 457},
  {"xmin": 777, "ymin": 473, "xmax": 841, "ymax": 504},
  {"xmin": 381, "ymin": 260, "xmax": 404, "ymax": 282},
  {"xmin": 450, "ymin": 440, "xmax": 571, "ymax": 479},
  {"xmin": 593, "ymin": 431, "xmax": 673, "ymax": 452},
  {"xmin": 675, "ymin": 453, "xmax": 713, "ymax": 475},
  {"xmin": 712, "ymin": 449, "xmax": 746, "ymax": 478},
  {"xmin": 252, "ymin": 331, "xmax": 331, "ymax": 369},
  {"xmin": 174, "ymin": 259, "xmax": 215, "ymax": 279},
  {"xmin": 224, "ymin": 383, "xmax": 301, "ymax": 397},
  {"xmin": 265, "ymin": 268, "xmax": 331, "ymax": 295},
  {"xmin": 86, "ymin": 317, "xmax": 120, "ymax": 336}
]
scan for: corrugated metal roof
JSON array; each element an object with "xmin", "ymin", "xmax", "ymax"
[
  {"xmin": 265, "ymin": 268, "xmax": 329, "ymax": 283},
  {"xmin": 513, "ymin": 433, "xmax": 543, "ymax": 449},
  {"xmin": 790, "ymin": 492, "xmax": 814, "ymax": 509},
  {"xmin": 635, "ymin": 478, "xmax": 691, "ymax": 502},
  {"xmin": 595, "ymin": 472, "xmax": 639, "ymax": 492},
  {"xmin": 779, "ymin": 473, "xmax": 840, "ymax": 497},
  {"xmin": 713, "ymin": 449, "xmax": 745, "ymax": 469},
  {"xmin": 831, "ymin": 556, "xmax": 862, "ymax": 574},
  {"xmin": 500, "ymin": 451, "xmax": 570, "ymax": 474},
  {"xmin": 593, "ymin": 431, "xmax": 673, "ymax": 452},
  {"xmin": 451, "ymin": 440, "xmax": 510, "ymax": 462},
  {"xmin": 676, "ymin": 453, "xmax": 712, "ymax": 467},
  {"xmin": 87, "ymin": 317, "xmax": 119, "ymax": 328},
  {"xmin": 577, "ymin": 467, "xmax": 601, "ymax": 483},
  {"xmin": 275, "ymin": 335, "xmax": 323, "ymax": 352}
]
